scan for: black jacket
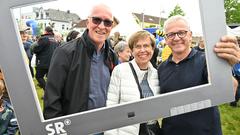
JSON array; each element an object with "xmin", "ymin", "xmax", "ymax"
[
  {"xmin": 43, "ymin": 30, "xmax": 118, "ymax": 119},
  {"xmin": 32, "ymin": 34, "xmax": 58, "ymax": 69}
]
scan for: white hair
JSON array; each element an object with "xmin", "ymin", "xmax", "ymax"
[
  {"xmin": 114, "ymin": 41, "xmax": 128, "ymax": 54},
  {"xmin": 163, "ymin": 15, "xmax": 191, "ymax": 33}
]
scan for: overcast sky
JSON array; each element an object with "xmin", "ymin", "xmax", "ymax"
[{"xmin": 14, "ymin": 0, "xmax": 203, "ymax": 36}]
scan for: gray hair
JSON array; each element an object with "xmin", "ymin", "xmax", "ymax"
[
  {"xmin": 114, "ymin": 41, "xmax": 128, "ymax": 54},
  {"xmin": 163, "ymin": 15, "xmax": 191, "ymax": 33},
  {"xmin": 89, "ymin": 3, "xmax": 113, "ymax": 20}
]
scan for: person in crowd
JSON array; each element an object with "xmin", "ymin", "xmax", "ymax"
[
  {"xmin": 66, "ymin": 30, "xmax": 80, "ymax": 42},
  {"xmin": 230, "ymin": 37, "xmax": 240, "ymax": 107},
  {"xmin": 105, "ymin": 30, "xmax": 161, "ymax": 135},
  {"xmin": 0, "ymin": 69, "xmax": 9, "ymax": 102},
  {"xmin": 20, "ymin": 30, "xmax": 34, "ymax": 77},
  {"xmin": 54, "ymin": 31, "xmax": 64, "ymax": 45},
  {"xmin": 161, "ymin": 44, "xmax": 172, "ymax": 62},
  {"xmin": 150, "ymin": 47, "xmax": 161, "ymax": 69},
  {"xmin": 193, "ymin": 37, "xmax": 205, "ymax": 51},
  {"xmin": 150, "ymin": 32, "xmax": 162, "ymax": 68},
  {"xmin": 114, "ymin": 41, "xmax": 132, "ymax": 63},
  {"xmin": 43, "ymin": 3, "xmax": 118, "ymax": 122},
  {"xmin": 230, "ymin": 63, "xmax": 240, "ymax": 107},
  {"xmin": 31, "ymin": 26, "xmax": 58, "ymax": 91},
  {"xmin": 152, "ymin": 32, "xmax": 160, "ymax": 46},
  {"xmin": 158, "ymin": 15, "xmax": 240, "ymax": 135},
  {"xmin": 111, "ymin": 31, "xmax": 123, "ymax": 49},
  {"xmin": 0, "ymin": 69, "xmax": 18, "ymax": 135}
]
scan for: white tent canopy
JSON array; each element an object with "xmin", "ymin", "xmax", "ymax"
[
  {"xmin": 110, "ymin": 11, "xmax": 141, "ymax": 39},
  {"xmin": 227, "ymin": 26, "xmax": 240, "ymax": 36}
]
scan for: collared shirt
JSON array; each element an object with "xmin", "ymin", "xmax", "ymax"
[
  {"xmin": 159, "ymin": 49, "xmax": 208, "ymax": 93},
  {"xmin": 158, "ymin": 49, "xmax": 222, "ymax": 135},
  {"xmin": 88, "ymin": 45, "xmax": 110, "ymax": 110}
]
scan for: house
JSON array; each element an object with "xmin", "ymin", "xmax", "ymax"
[
  {"xmin": 71, "ymin": 12, "xmax": 167, "ymax": 37},
  {"xmin": 132, "ymin": 12, "xmax": 166, "ymax": 29},
  {"xmin": 71, "ymin": 16, "xmax": 120, "ymax": 35},
  {"xmin": 20, "ymin": 7, "xmax": 81, "ymax": 35},
  {"xmin": 227, "ymin": 24, "xmax": 240, "ymax": 36}
]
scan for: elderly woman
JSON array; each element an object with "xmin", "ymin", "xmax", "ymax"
[
  {"xmin": 114, "ymin": 41, "xmax": 132, "ymax": 63},
  {"xmin": 105, "ymin": 30, "xmax": 161, "ymax": 135}
]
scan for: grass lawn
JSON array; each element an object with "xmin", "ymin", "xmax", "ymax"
[
  {"xmin": 219, "ymin": 103, "xmax": 240, "ymax": 135},
  {"xmin": 33, "ymin": 79, "xmax": 240, "ymax": 134},
  {"xmin": 34, "ymin": 78, "xmax": 44, "ymax": 109}
]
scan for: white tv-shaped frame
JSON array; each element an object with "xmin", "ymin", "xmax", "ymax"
[{"xmin": 0, "ymin": 0, "xmax": 234, "ymax": 134}]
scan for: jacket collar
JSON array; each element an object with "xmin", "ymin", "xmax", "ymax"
[
  {"xmin": 81, "ymin": 29, "xmax": 111, "ymax": 59},
  {"xmin": 130, "ymin": 59, "xmax": 155, "ymax": 80},
  {"xmin": 167, "ymin": 48, "xmax": 197, "ymax": 64}
]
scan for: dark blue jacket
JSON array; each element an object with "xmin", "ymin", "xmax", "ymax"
[{"xmin": 23, "ymin": 40, "xmax": 33, "ymax": 60}]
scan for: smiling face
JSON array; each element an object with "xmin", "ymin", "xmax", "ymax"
[
  {"xmin": 87, "ymin": 4, "xmax": 113, "ymax": 48},
  {"xmin": 164, "ymin": 16, "xmax": 192, "ymax": 57},
  {"xmin": 128, "ymin": 31, "xmax": 155, "ymax": 69},
  {"xmin": 132, "ymin": 37, "xmax": 154, "ymax": 69},
  {"xmin": 165, "ymin": 20, "xmax": 192, "ymax": 55}
]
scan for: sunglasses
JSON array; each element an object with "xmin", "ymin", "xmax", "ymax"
[{"xmin": 90, "ymin": 16, "xmax": 113, "ymax": 27}]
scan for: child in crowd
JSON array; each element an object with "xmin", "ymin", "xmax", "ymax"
[{"xmin": 0, "ymin": 70, "xmax": 19, "ymax": 135}]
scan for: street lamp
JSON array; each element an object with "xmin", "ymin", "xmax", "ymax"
[
  {"xmin": 142, "ymin": 12, "xmax": 145, "ymax": 29},
  {"xmin": 159, "ymin": 10, "xmax": 165, "ymax": 29}
]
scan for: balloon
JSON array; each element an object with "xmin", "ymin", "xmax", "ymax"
[
  {"xmin": 26, "ymin": 20, "xmax": 38, "ymax": 36},
  {"xmin": 156, "ymin": 29, "xmax": 165, "ymax": 37}
]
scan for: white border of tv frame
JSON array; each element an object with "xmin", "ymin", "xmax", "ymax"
[{"xmin": 0, "ymin": 0, "xmax": 234, "ymax": 134}]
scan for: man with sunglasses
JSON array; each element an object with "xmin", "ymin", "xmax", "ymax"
[
  {"xmin": 158, "ymin": 15, "xmax": 240, "ymax": 135},
  {"xmin": 43, "ymin": 3, "xmax": 118, "ymax": 123}
]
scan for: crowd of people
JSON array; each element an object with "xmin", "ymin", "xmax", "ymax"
[{"xmin": 1, "ymin": 3, "xmax": 240, "ymax": 135}]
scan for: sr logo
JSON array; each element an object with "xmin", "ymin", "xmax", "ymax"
[{"xmin": 45, "ymin": 119, "xmax": 71, "ymax": 135}]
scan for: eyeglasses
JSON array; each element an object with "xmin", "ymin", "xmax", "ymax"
[
  {"xmin": 89, "ymin": 16, "xmax": 113, "ymax": 27},
  {"xmin": 165, "ymin": 30, "xmax": 188, "ymax": 40}
]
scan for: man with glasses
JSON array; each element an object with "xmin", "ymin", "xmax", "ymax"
[
  {"xmin": 158, "ymin": 15, "xmax": 240, "ymax": 135},
  {"xmin": 43, "ymin": 3, "xmax": 118, "ymax": 122}
]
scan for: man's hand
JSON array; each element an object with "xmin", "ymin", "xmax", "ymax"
[{"xmin": 214, "ymin": 35, "xmax": 240, "ymax": 66}]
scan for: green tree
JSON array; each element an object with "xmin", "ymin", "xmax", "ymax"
[
  {"xmin": 224, "ymin": 0, "xmax": 240, "ymax": 24},
  {"xmin": 168, "ymin": 4, "xmax": 185, "ymax": 18}
]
